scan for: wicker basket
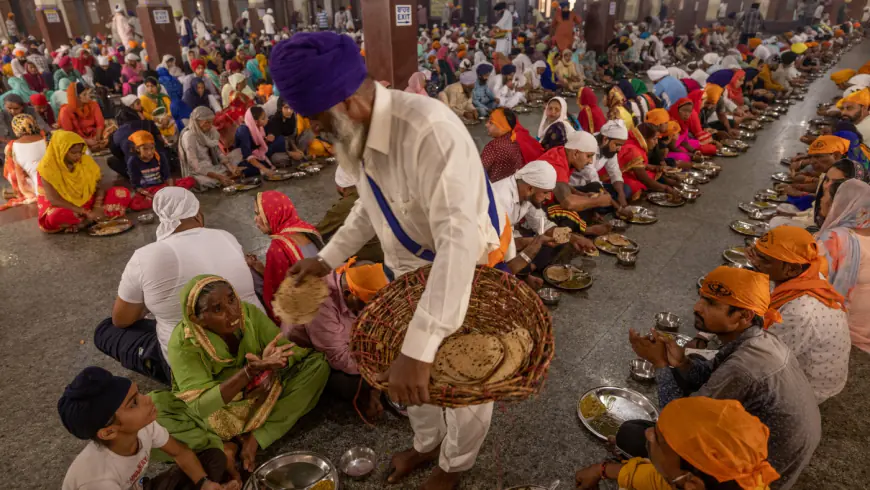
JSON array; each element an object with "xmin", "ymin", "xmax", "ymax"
[{"xmin": 351, "ymin": 265, "xmax": 554, "ymax": 408}]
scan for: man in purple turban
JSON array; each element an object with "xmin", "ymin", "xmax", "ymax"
[{"xmin": 276, "ymin": 32, "xmax": 513, "ymax": 490}]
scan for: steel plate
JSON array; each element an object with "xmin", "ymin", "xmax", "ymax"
[
  {"xmin": 730, "ymin": 220, "xmax": 770, "ymax": 237},
  {"xmin": 594, "ymin": 234, "xmax": 639, "ymax": 254},
  {"xmin": 243, "ymin": 451, "xmax": 340, "ymax": 490},
  {"xmin": 577, "ymin": 386, "xmax": 659, "ymax": 441},
  {"xmin": 723, "ymin": 246, "xmax": 753, "ymax": 268},
  {"xmin": 647, "ymin": 192, "xmax": 686, "ymax": 207},
  {"xmin": 543, "ymin": 264, "xmax": 594, "ymax": 290},
  {"xmin": 87, "ymin": 218, "xmax": 134, "ymax": 237},
  {"xmin": 771, "ymin": 172, "xmax": 794, "ymax": 183},
  {"xmin": 622, "ymin": 205, "xmax": 658, "ymax": 224}
]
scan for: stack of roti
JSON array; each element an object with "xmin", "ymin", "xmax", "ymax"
[
  {"xmin": 431, "ymin": 328, "xmax": 534, "ymax": 386},
  {"xmin": 272, "ymin": 275, "xmax": 329, "ymax": 324}
]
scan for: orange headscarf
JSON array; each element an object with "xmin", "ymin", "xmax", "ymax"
[
  {"xmin": 658, "ymin": 397, "xmax": 780, "ymax": 490},
  {"xmin": 662, "ymin": 120, "xmax": 681, "ymax": 137},
  {"xmin": 808, "ymin": 135, "xmax": 850, "ymax": 155},
  {"xmin": 755, "ymin": 226, "xmax": 845, "ymax": 328},
  {"xmin": 337, "ymin": 257, "xmax": 389, "ymax": 303},
  {"xmin": 489, "ymin": 108, "xmax": 515, "ymax": 141},
  {"xmin": 700, "ymin": 266, "xmax": 780, "ymax": 325},
  {"xmin": 837, "ymin": 87, "xmax": 870, "ymax": 108},
  {"xmin": 704, "ymin": 83, "xmax": 724, "ymax": 105},
  {"xmin": 830, "ymin": 69, "xmax": 856, "ymax": 85},
  {"xmin": 128, "ymin": 130, "xmax": 155, "ymax": 147},
  {"xmin": 748, "ymin": 38, "xmax": 762, "ymax": 49},
  {"xmin": 257, "ymin": 84, "xmax": 273, "ymax": 98},
  {"xmin": 860, "ymin": 61, "xmax": 870, "ymax": 75},
  {"xmin": 644, "ymin": 108, "xmax": 670, "ymax": 125}
]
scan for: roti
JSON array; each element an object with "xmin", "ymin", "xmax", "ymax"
[
  {"xmin": 606, "ymin": 234, "xmax": 630, "ymax": 247},
  {"xmin": 553, "ymin": 227, "xmax": 572, "ymax": 245},
  {"xmin": 546, "ymin": 266, "xmax": 572, "ymax": 282},
  {"xmin": 584, "ymin": 247, "xmax": 600, "ymax": 257},
  {"xmin": 271, "ymin": 275, "xmax": 329, "ymax": 325},
  {"xmin": 432, "ymin": 333, "xmax": 505, "ymax": 385},
  {"xmin": 487, "ymin": 328, "xmax": 534, "ymax": 384}
]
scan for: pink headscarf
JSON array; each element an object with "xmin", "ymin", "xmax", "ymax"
[
  {"xmin": 244, "ymin": 108, "xmax": 269, "ymax": 160},
  {"xmin": 405, "ymin": 72, "xmax": 427, "ymax": 96}
]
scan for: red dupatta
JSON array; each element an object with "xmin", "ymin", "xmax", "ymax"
[
  {"xmin": 515, "ymin": 121, "xmax": 544, "ymax": 163},
  {"xmin": 576, "ymin": 87, "xmax": 606, "ymax": 133},
  {"xmin": 667, "ymin": 95, "xmax": 712, "ymax": 145},
  {"xmin": 617, "ymin": 128, "xmax": 649, "ymax": 173},
  {"xmin": 727, "ymin": 70, "xmax": 745, "ymax": 106},
  {"xmin": 256, "ymin": 190, "xmax": 322, "ymax": 322}
]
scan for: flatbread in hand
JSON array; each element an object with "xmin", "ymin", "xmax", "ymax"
[
  {"xmin": 272, "ymin": 275, "xmax": 329, "ymax": 325},
  {"xmin": 553, "ymin": 227, "xmax": 572, "ymax": 245}
]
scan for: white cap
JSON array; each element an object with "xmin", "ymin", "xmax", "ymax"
[
  {"xmin": 514, "ymin": 160, "xmax": 557, "ymax": 190},
  {"xmin": 702, "ymin": 52, "xmax": 720, "ymax": 65},
  {"xmin": 600, "ymin": 120, "xmax": 628, "ymax": 141},
  {"xmin": 267, "ymin": 8, "xmax": 273, "ymax": 13},
  {"xmin": 564, "ymin": 131, "xmax": 598, "ymax": 152}
]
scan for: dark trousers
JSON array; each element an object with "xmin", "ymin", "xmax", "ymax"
[
  {"xmin": 107, "ymin": 156, "xmax": 128, "ymax": 179},
  {"xmin": 94, "ymin": 318, "xmax": 172, "ymax": 385},
  {"xmin": 144, "ymin": 448, "xmax": 227, "ymax": 490},
  {"xmin": 739, "ymin": 32, "xmax": 751, "ymax": 45}
]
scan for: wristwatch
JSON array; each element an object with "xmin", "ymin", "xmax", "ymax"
[{"xmin": 194, "ymin": 477, "xmax": 210, "ymax": 490}]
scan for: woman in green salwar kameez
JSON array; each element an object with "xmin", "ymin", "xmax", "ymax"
[{"xmin": 150, "ymin": 274, "xmax": 330, "ymax": 476}]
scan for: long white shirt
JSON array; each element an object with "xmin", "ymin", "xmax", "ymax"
[
  {"xmin": 263, "ymin": 13, "xmax": 276, "ymax": 34},
  {"xmin": 495, "ymin": 10, "xmax": 513, "ymax": 56},
  {"xmin": 570, "ymin": 148, "xmax": 624, "ymax": 186},
  {"xmin": 767, "ymin": 291, "xmax": 851, "ymax": 403},
  {"xmin": 318, "ymin": 83, "xmax": 509, "ymax": 363},
  {"xmin": 192, "ymin": 16, "xmax": 210, "ymax": 40},
  {"xmin": 114, "ymin": 13, "xmax": 133, "ymax": 47},
  {"xmin": 334, "ymin": 10, "xmax": 345, "ymax": 29},
  {"xmin": 512, "ymin": 53, "xmax": 532, "ymax": 76},
  {"xmin": 492, "ymin": 174, "xmax": 555, "ymax": 237}
]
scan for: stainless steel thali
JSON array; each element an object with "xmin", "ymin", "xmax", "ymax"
[
  {"xmin": 243, "ymin": 451, "xmax": 340, "ymax": 490},
  {"xmin": 730, "ymin": 220, "xmax": 770, "ymax": 237},
  {"xmin": 543, "ymin": 264, "xmax": 593, "ymax": 290},
  {"xmin": 756, "ymin": 189, "xmax": 788, "ymax": 202},
  {"xmin": 771, "ymin": 172, "xmax": 794, "ymax": 183},
  {"xmin": 647, "ymin": 192, "xmax": 686, "ymax": 207},
  {"xmin": 88, "ymin": 217, "xmax": 134, "ymax": 237},
  {"xmin": 577, "ymin": 386, "xmax": 659, "ymax": 441},
  {"xmin": 722, "ymin": 246, "xmax": 753, "ymax": 268},
  {"xmin": 594, "ymin": 234, "xmax": 639, "ymax": 254},
  {"xmin": 622, "ymin": 205, "xmax": 658, "ymax": 224}
]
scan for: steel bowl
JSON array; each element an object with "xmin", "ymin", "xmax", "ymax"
[
  {"xmin": 749, "ymin": 208, "xmax": 776, "ymax": 220},
  {"xmin": 655, "ymin": 312, "xmax": 682, "ymax": 332},
  {"xmin": 137, "ymin": 212, "xmax": 155, "ymax": 224},
  {"xmin": 616, "ymin": 248, "xmax": 638, "ymax": 266},
  {"xmin": 745, "ymin": 237, "xmax": 759, "ymax": 247},
  {"xmin": 678, "ymin": 188, "xmax": 700, "ymax": 202},
  {"xmin": 609, "ymin": 218, "xmax": 628, "ymax": 232},
  {"xmin": 338, "ymin": 446, "xmax": 376, "ymax": 480},
  {"xmin": 630, "ymin": 359, "xmax": 655, "ymax": 382},
  {"xmin": 739, "ymin": 130, "xmax": 757, "ymax": 140},
  {"xmin": 537, "ymin": 287, "xmax": 561, "ymax": 306}
]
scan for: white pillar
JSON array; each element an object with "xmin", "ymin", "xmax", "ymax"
[{"xmin": 219, "ymin": 0, "xmax": 232, "ymax": 28}]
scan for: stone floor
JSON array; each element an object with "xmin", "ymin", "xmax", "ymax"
[{"xmin": 3, "ymin": 45, "xmax": 870, "ymax": 490}]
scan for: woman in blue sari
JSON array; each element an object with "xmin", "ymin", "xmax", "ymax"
[{"xmin": 834, "ymin": 121, "xmax": 870, "ymax": 178}]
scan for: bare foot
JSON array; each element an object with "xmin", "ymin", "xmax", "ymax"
[
  {"xmin": 363, "ymin": 388, "xmax": 384, "ymax": 421},
  {"xmin": 223, "ymin": 441, "xmax": 242, "ymax": 485},
  {"xmin": 387, "ymin": 447, "xmax": 439, "ymax": 484},
  {"xmin": 419, "ymin": 467, "xmax": 462, "ymax": 490},
  {"xmin": 240, "ymin": 433, "xmax": 260, "ymax": 472}
]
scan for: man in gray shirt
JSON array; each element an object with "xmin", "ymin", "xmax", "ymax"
[{"xmin": 630, "ymin": 266, "xmax": 821, "ymax": 490}]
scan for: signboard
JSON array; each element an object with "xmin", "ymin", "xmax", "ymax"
[
  {"xmin": 395, "ymin": 5, "xmax": 412, "ymax": 26},
  {"xmin": 608, "ymin": 1, "xmax": 616, "ymax": 15},
  {"xmin": 153, "ymin": 9, "xmax": 171, "ymax": 24},
  {"xmin": 45, "ymin": 8, "xmax": 61, "ymax": 23}
]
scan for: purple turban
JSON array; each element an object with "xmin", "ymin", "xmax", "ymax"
[
  {"xmin": 270, "ymin": 32, "xmax": 367, "ymax": 117},
  {"xmin": 476, "ymin": 63, "xmax": 493, "ymax": 76}
]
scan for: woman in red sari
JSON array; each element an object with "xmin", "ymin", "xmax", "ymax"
[
  {"xmin": 617, "ymin": 123, "xmax": 679, "ymax": 197},
  {"xmin": 248, "ymin": 190, "xmax": 324, "ymax": 322},
  {"xmin": 58, "ymin": 82, "xmax": 110, "ymax": 151},
  {"xmin": 576, "ymin": 87, "xmax": 606, "ymax": 133},
  {"xmin": 667, "ymin": 95, "xmax": 717, "ymax": 156}
]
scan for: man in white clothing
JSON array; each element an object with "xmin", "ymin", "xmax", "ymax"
[
  {"xmin": 263, "ymin": 8, "xmax": 276, "ymax": 35},
  {"xmin": 112, "ymin": 5, "xmax": 134, "ymax": 48},
  {"xmin": 334, "ymin": 7, "xmax": 346, "ymax": 31},
  {"xmin": 274, "ymin": 32, "xmax": 511, "ymax": 490},
  {"xmin": 94, "ymin": 188, "xmax": 264, "ymax": 385},
  {"xmin": 493, "ymin": 2, "xmax": 513, "ymax": 56}
]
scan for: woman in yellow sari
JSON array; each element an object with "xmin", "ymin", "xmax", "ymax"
[
  {"xmin": 150, "ymin": 275, "xmax": 330, "ymax": 475},
  {"xmin": 140, "ymin": 77, "xmax": 177, "ymax": 140},
  {"xmin": 606, "ymin": 86, "xmax": 636, "ymax": 130},
  {"xmin": 295, "ymin": 115, "xmax": 334, "ymax": 158}
]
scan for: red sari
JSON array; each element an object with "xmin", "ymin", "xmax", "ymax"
[
  {"xmin": 515, "ymin": 122, "xmax": 544, "ymax": 163},
  {"xmin": 616, "ymin": 128, "xmax": 656, "ymax": 195},
  {"xmin": 667, "ymin": 95, "xmax": 716, "ymax": 156},
  {"xmin": 256, "ymin": 190, "xmax": 323, "ymax": 322},
  {"xmin": 57, "ymin": 84, "xmax": 105, "ymax": 140},
  {"xmin": 224, "ymin": 91, "xmax": 254, "ymax": 124},
  {"xmin": 576, "ymin": 87, "xmax": 606, "ymax": 133}
]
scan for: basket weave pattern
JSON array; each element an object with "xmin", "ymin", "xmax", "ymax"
[{"xmin": 351, "ymin": 265, "xmax": 555, "ymax": 408}]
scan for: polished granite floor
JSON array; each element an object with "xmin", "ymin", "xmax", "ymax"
[{"xmin": 2, "ymin": 44, "xmax": 869, "ymax": 490}]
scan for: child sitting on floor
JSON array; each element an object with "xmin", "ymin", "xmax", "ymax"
[
  {"xmin": 125, "ymin": 130, "xmax": 195, "ymax": 210},
  {"xmin": 58, "ymin": 366, "xmax": 238, "ymax": 490}
]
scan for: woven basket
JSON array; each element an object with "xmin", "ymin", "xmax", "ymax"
[{"xmin": 351, "ymin": 265, "xmax": 554, "ymax": 408}]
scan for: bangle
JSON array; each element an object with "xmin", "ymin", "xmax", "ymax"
[
  {"xmin": 600, "ymin": 462, "xmax": 609, "ymax": 480},
  {"xmin": 519, "ymin": 251, "xmax": 532, "ymax": 263},
  {"xmin": 194, "ymin": 477, "xmax": 209, "ymax": 490},
  {"xmin": 244, "ymin": 365, "xmax": 252, "ymax": 380}
]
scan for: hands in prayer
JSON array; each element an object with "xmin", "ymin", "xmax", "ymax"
[{"xmin": 628, "ymin": 328, "xmax": 686, "ymax": 369}]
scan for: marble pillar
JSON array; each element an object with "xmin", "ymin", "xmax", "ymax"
[
  {"xmin": 34, "ymin": 0, "xmax": 69, "ymax": 52},
  {"xmin": 137, "ymin": 0, "xmax": 181, "ymax": 70},
  {"xmin": 583, "ymin": 0, "xmax": 616, "ymax": 54},
  {"xmin": 361, "ymin": 0, "xmax": 417, "ymax": 89}
]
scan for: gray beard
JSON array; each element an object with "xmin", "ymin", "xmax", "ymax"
[{"xmin": 328, "ymin": 107, "xmax": 366, "ymax": 179}]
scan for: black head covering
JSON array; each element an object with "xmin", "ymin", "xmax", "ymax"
[{"xmin": 57, "ymin": 367, "xmax": 131, "ymax": 440}]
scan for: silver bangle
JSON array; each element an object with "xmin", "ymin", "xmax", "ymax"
[{"xmin": 519, "ymin": 251, "xmax": 532, "ymax": 263}]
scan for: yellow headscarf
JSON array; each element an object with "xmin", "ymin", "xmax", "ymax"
[
  {"xmin": 831, "ymin": 69, "xmax": 857, "ymax": 85},
  {"xmin": 837, "ymin": 87, "xmax": 870, "ymax": 108},
  {"xmin": 336, "ymin": 257, "xmax": 389, "ymax": 303},
  {"xmin": 645, "ymin": 108, "xmax": 670, "ymax": 125},
  {"xmin": 808, "ymin": 135, "xmax": 851, "ymax": 155},
  {"xmin": 791, "ymin": 42, "xmax": 808, "ymax": 54},
  {"xmin": 256, "ymin": 53, "xmax": 268, "ymax": 80},
  {"xmin": 36, "ymin": 130, "xmax": 101, "ymax": 207}
]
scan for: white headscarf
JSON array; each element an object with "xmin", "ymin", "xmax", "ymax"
[
  {"xmin": 647, "ymin": 64, "xmax": 669, "ymax": 82},
  {"xmin": 514, "ymin": 160, "xmax": 557, "ymax": 190},
  {"xmin": 153, "ymin": 187, "xmax": 201, "ymax": 241},
  {"xmin": 667, "ymin": 66, "xmax": 689, "ymax": 80},
  {"xmin": 538, "ymin": 96, "xmax": 575, "ymax": 139},
  {"xmin": 600, "ymin": 119, "xmax": 628, "ymax": 140},
  {"xmin": 121, "ymin": 94, "xmax": 139, "ymax": 107}
]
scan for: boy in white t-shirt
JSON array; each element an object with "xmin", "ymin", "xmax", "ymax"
[{"xmin": 59, "ymin": 367, "xmax": 238, "ymax": 490}]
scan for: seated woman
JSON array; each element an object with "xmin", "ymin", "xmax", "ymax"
[
  {"xmin": 235, "ymin": 107, "xmax": 277, "ymax": 177},
  {"xmin": 656, "ymin": 120, "xmax": 694, "ymax": 169},
  {"xmin": 121, "ymin": 53, "xmax": 144, "ymax": 96},
  {"xmin": 120, "ymin": 130, "xmax": 195, "ymax": 212},
  {"xmin": 222, "ymin": 73, "xmax": 255, "ymax": 123},
  {"xmin": 617, "ymin": 123, "xmax": 679, "ymax": 198},
  {"xmin": 57, "ymin": 83, "xmax": 111, "ymax": 152},
  {"xmin": 264, "ymin": 98, "xmax": 306, "ymax": 166},
  {"xmin": 29, "ymin": 93, "xmax": 55, "ymax": 127},
  {"xmin": 296, "ymin": 115, "xmax": 334, "ymax": 158},
  {"xmin": 140, "ymin": 77, "xmax": 178, "ymax": 143},
  {"xmin": 481, "ymin": 108, "xmax": 525, "ymax": 182},
  {"xmin": 35, "ymin": 130, "xmax": 128, "ymax": 233},
  {"xmin": 553, "ymin": 49, "xmax": 583, "ymax": 92},
  {"xmin": 667, "ymin": 96, "xmax": 717, "ymax": 157},
  {"xmin": 537, "ymin": 96, "xmax": 576, "ymax": 150},
  {"xmin": 150, "ymin": 274, "xmax": 330, "ymax": 474},
  {"xmin": 247, "ymin": 190, "xmax": 324, "ymax": 322},
  {"xmin": 22, "ymin": 61, "xmax": 47, "ymax": 94},
  {"xmin": 1, "ymin": 114, "xmax": 46, "ymax": 209},
  {"xmin": 180, "ymin": 106, "xmax": 244, "ymax": 189},
  {"xmin": 605, "ymin": 86, "xmax": 636, "ymax": 130},
  {"xmin": 575, "ymin": 87, "xmax": 606, "ymax": 134}
]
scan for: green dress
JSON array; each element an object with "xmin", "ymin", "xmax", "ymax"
[{"xmin": 149, "ymin": 274, "xmax": 330, "ymax": 455}]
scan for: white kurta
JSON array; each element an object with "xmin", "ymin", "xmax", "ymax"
[
  {"xmin": 495, "ymin": 11, "xmax": 512, "ymax": 56},
  {"xmin": 492, "ymin": 175, "xmax": 555, "ymax": 236},
  {"xmin": 318, "ymin": 83, "xmax": 511, "ymax": 472},
  {"xmin": 497, "ymin": 84, "xmax": 526, "ymax": 109},
  {"xmin": 113, "ymin": 13, "xmax": 133, "ymax": 47}
]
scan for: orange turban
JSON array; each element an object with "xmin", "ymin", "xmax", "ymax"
[
  {"xmin": 748, "ymin": 38, "xmax": 762, "ymax": 49},
  {"xmin": 784, "ymin": 31, "xmax": 794, "ymax": 38},
  {"xmin": 808, "ymin": 135, "xmax": 850, "ymax": 155},
  {"xmin": 432, "ymin": 41, "xmax": 441, "ymax": 49},
  {"xmin": 704, "ymin": 84, "xmax": 724, "ymax": 105},
  {"xmin": 645, "ymin": 108, "xmax": 670, "ymax": 125},
  {"xmin": 458, "ymin": 49, "xmax": 467, "ymax": 58},
  {"xmin": 662, "ymin": 120, "xmax": 681, "ymax": 137},
  {"xmin": 755, "ymin": 226, "xmax": 845, "ymax": 327},
  {"xmin": 830, "ymin": 69, "xmax": 856, "ymax": 85},
  {"xmin": 837, "ymin": 87, "xmax": 870, "ymax": 108},
  {"xmin": 700, "ymin": 266, "xmax": 775, "ymax": 321},
  {"xmin": 338, "ymin": 258, "xmax": 389, "ymax": 303},
  {"xmin": 658, "ymin": 397, "xmax": 781, "ymax": 490},
  {"xmin": 551, "ymin": 1, "xmax": 559, "ymax": 7},
  {"xmin": 128, "ymin": 130, "xmax": 155, "ymax": 147},
  {"xmin": 860, "ymin": 61, "xmax": 870, "ymax": 75},
  {"xmin": 806, "ymin": 41, "xmax": 819, "ymax": 48},
  {"xmin": 835, "ymin": 29, "xmax": 845, "ymax": 37},
  {"xmin": 489, "ymin": 108, "xmax": 515, "ymax": 141},
  {"xmin": 257, "ymin": 84, "xmax": 273, "ymax": 98},
  {"xmin": 128, "ymin": 40, "xmax": 138, "ymax": 49}
]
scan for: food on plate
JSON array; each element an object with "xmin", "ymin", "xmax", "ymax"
[
  {"xmin": 545, "ymin": 266, "xmax": 572, "ymax": 282},
  {"xmin": 606, "ymin": 234, "xmax": 631, "ymax": 247}
]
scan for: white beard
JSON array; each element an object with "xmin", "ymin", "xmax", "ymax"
[{"xmin": 328, "ymin": 107, "xmax": 366, "ymax": 180}]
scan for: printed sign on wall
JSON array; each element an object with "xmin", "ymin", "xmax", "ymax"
[
  {"xmin": 153, "ymin": 9, "xmax": 171, "ymax": 24},
  {"xmin": 396, "ymin": 5, "xmax": 412, "ymax": 25},
  {"xmin": 45, "ymin": 9, "xmax": 61, "ymax": 23}
]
